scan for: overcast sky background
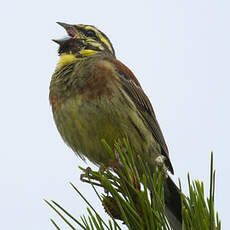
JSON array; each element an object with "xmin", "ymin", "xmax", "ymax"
[{"xmin": 0, "ymin": 0, "xmax": 229, "ymax": 229}]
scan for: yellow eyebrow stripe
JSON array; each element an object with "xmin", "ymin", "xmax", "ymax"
[{"xmin": 84, "ymin": 26, "xmax": 114, "ymax": 54}]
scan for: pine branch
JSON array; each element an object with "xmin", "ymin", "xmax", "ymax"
[{"xmin": 46, "ymin": 139, "xmax": 221, "ymax": 230}]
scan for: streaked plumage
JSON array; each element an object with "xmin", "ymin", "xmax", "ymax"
[{"xmin": 50, "ymin": 22, "xmax": 182, "ymax": 229}]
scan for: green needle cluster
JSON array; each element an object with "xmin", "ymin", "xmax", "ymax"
[{"xmin": 46, "ymin": 140, "xmax": 221, "ymax": 230}]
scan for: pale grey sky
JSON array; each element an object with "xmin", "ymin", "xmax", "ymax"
[{"xmin": 0, "ymin": 0, "xmax": 229, "ymax": 229}]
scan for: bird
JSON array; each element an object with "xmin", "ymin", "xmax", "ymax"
[{"xmin": 49, "ymin": 22, "xmax": 182, "ymax": 229}]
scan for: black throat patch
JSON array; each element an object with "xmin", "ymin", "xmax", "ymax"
[{"xmin": 58, "ymin": 38, "xmax": 84, "ymax": 55}]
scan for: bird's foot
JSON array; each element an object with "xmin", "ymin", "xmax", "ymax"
[
  {"xmin": 80, "ymin": 167, "xmax": 92, "ymax": 181},
  {"xmin": 114, "ymin": 148, "xmax": 123, "ymax": 168},
  {"xmin": 155, "ymin": 155, "xmax": 168, "ymax": 178},
  {"xmin": 108, "ymin": 148, "xmax": 124, "ymax": 170}
]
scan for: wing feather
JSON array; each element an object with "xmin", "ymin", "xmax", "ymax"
[{"xmin": 108, "ymin": 58, "xmax": 174, "ymax": 174}]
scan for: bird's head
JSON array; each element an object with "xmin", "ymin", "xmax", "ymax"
[{"xmin": 53, "ymin": 22, "xmax": 115, "ymax": 58}]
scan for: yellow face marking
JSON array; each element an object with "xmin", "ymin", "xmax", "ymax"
[
  {"xmin": 78, "ymin": 25, "xmax": 114, "ymax": 54},
  {"xmin": 56, "ymin": 53, "xmax": 77, "ymax": 70},
  {"xmin": 99, "ymin": 36, "xmax": 113, "ymax": 53},
  {"xmin": 79, "ymin": 49, "xmax": 98, "ymax": 56}
]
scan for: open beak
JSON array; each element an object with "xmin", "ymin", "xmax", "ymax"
[
  {"xmin": 52, "ymin": 36, "xmax": 71, "ymax": 45},
  {"xmin": 56, "ymin": 22, "xmax": 76, "ymax": 37},
  {"xmin": 52, "ymin": 22, "xmax": 76, "ymax": 45},
  {"xmin": 56, "ymin": 22, "xmax": 72, "ymax": 29}
]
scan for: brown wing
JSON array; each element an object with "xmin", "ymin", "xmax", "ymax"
[{"xmin": 108, "ymin": 57, "xmax": 174, "ymax": 174}]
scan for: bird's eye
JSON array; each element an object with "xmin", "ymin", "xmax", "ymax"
[{"xmin": 85, "ymin": 29, "xmax": 96, "ymax": 37}]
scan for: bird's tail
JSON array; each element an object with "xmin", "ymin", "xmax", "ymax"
[{"xmin": 164, "ymin": 176, "xmax": 182, "ymax": 230}]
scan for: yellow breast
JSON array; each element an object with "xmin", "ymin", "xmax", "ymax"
[{"xmin": 56, "ymin": 53, "xmax": 77, "ymax": 71}]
